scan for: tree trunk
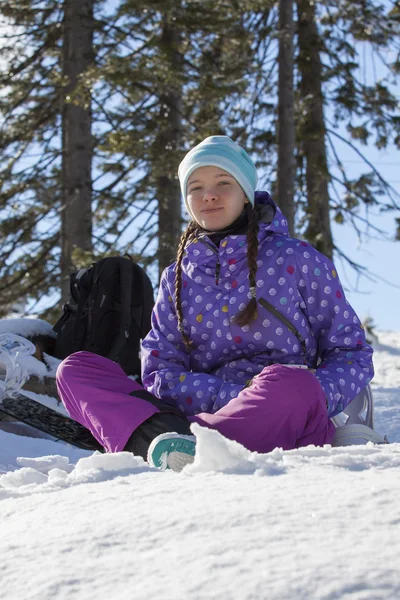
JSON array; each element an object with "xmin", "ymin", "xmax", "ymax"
[
  {"xmin": 61, "ymin": 0, "xmax": 94, "ymax": 300},
  {"xmin": 155, "ymin": 17, "xmax": 183, "ymax": 280},
  {"xmin": 277, "ymin": 0, "xmax": 295, "ymax": 236},
  {"xmin": 297, "ymin": 0, "xmax": 333, "ymax": 258}
]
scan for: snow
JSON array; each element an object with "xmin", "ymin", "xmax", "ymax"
[
  {"xmin": 0, "ymin": 317, "xmax": 55, "ymax": 339},
  {"xmin": 1, "ymin": 330, "xmax": 400, "ymax": 599},
  {"xmin": 21, "ymin": 390, "xmax": 69, "ymax": 416}
]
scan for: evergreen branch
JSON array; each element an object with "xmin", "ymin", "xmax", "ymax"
[
  {"xmin": 326, "ymin": 134, "xmax": 392, "ymax": 236},
  {"xmin": 0, "ymin": 98, "xmax": 59, "ymax": 150},
  {"xmin": 327, "ymin": 126, "xmax": 400, "ymax": 208},
  {"xmin": 333, "ymin": 244, "xmax": 370, "ymax": 276},
  {"xmin": 128, "ymin": 204, "xmax": 158, "ymax": 247},
  {"xmin": 0, "ymin": 76, "xmax": 51, "ymax": 129},
  {"xmin": 112, "ymin": 198, "xmax": 156, "ymax": 248},
  {"xmin": 335, "ymin": 244, "xmax": 400, "ymax": 291},
  {"xmin": 0, "ymin": 26, "xmax": 61, "ymax": 83},
  {"xmin": 0, "ymin": 239, "xmax": 56, "ymax": 294},
  {"xmin": 94, "ymin": 169, "xmax": 149, "ymax": 202},
  {"xmin": 0, "ymin": 207, "xmax": 55, "ymax": 263},
  {"xmin": 138, "ymin": 230, "xmax": 158, "ymax": 256},
  {"xmin": 16, "ymin": 262, "xmax": 60, "ymax": 313},
  {"xmin": 328, "ymin": 183, "xmax": 389, "ymax": 237}
]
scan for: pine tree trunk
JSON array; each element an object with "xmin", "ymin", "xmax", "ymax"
[
  {"xmin": 278, "ymin": 0, "xmax": 295, "ymax": 236},
  {"xmin": 297, "ymin": 0, "xmax": 333, "ymax": 258},
  {"xmin": 155, "ymin": 18, "xmax": 183, "ymax": 280},
  {"xmin": 61, "ymin": 0, "xmax": 94, "ymax": 300}
]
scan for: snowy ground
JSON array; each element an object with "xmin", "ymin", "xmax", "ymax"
[{"xmin": 1, "ymin": 331, "xmax": 400, "ymax": 600}]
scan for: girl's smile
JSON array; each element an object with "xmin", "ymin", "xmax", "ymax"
[{"xmin": 201, "ymin": 207, "xmax": 223, "ymax": 214}]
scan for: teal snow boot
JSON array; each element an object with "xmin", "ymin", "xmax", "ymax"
[{"xmin": 147, "ymin": 433, "xmax": 196, "ymax": 472}]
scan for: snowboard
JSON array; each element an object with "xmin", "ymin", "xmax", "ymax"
[{"xmin": 0, "ymin": 393, "xmax": 104, "ymax": 452}]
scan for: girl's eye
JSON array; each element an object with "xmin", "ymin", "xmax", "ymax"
[{"xmin": 189, "ymin": 181, "xmax": 230, "ymax": 193}]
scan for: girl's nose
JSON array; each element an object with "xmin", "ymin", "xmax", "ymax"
[{"xmin": 203, "ymin": 187, "xmax": 218, "ymax": 201}]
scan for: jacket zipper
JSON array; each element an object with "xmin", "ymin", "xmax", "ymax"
[
  {"xmin": 258, "ymin": 297, "xmax": 308, "ymax": 362},
  {"xmin": 193, "ymin": 239, "xmax": 312, "ymax": 365},
  {"xmin": 215, "ymin": 261, "xmax": 221, "ymax": 285},
  {"xmin": 197, "ymin": 238, "xmax": 221, "ymax": 286}
]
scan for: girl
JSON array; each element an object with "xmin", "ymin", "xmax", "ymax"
[{"xmin": 56, "ymin": 136, "xmax": 374, "ymax": 471}]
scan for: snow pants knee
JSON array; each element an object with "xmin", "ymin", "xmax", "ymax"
[{"xmin": 192, "ymin": 364, "xmax": 335, "ymax": 453}]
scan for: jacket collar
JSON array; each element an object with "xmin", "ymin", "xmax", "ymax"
[{"xmin": 184, "ymin": 191, "xmax": 289, "ymax": 260}]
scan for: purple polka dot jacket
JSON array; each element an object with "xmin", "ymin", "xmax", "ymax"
[{"xmin": 141, "ymin": 192, "xmax": 374, "ymax": 418}]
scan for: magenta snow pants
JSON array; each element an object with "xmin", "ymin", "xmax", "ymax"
[{"xmin": 56, "ymin": 351, "xmax": 335, "ymax": 455}]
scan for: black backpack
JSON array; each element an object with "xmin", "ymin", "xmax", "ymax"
[{"xmin": 53, "ymin": 256, "xmax": 154, "ymax": 378}]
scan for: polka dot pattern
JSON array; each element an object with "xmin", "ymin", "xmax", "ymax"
[{"xmin": 141, "ymin": 199, "xmax": 374, "ymax": 418}]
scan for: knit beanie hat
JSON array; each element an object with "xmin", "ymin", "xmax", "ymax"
[{"xmin": 178, "ymin": 136, "xmax": 258, "ymax": 216}]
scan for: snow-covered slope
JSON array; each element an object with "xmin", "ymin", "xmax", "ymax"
[
  {"xmin": 1, "ymin": 331, "xmax": 400, "ymax": 600},
  {"xmin": 370, "ymin": 331, "xmax": 400, "ymax": 443}
]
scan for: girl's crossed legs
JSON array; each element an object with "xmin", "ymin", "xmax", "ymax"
[{"xmin": 56, "ymin": 351, "xmax": 335, "ymax": 461}]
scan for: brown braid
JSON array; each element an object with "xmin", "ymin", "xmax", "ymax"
[
  {"xmin": 174, "ymin": 220, "xmax": 199, "ymax": 352},
  {"xmin": 232, "ymin": 202, "xmax": 260, "ymax": 326}
]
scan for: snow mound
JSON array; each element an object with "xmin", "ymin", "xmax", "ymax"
[
  {"xmin": 2, "ymin": 423, "xmax": 400, "ymax": 497},
  {"xmin": 0, "ymin": 317, "xmax": 55, "ymax": 339},
  {"xmin": 0, "ymin": 450, "xmax": 152, "ymax": 494},
  {"xmin": 0, "ymin": 429, "xmax": 88, "ymax": 476},
  {"xmin": 187, "ymin": 423, "xmax": 400, "ymax": 475}
]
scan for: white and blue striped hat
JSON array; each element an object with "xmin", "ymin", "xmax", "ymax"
[{"xmin": 178, "ymin": 136, "xmax": 258, "ymax": 216}]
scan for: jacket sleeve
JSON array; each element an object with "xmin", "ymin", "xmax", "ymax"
[
  {"xmin": 295, "ymin": 245, "xmax": 374, "ymax": 417},
  {"xmin": 141, "ymin": 270, "xmax": 244, "ymax": 416}
]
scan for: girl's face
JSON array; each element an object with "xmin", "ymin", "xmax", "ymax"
[{"xmin": 186, "ymin": 166, "xmax": 248, "ymax": 231}]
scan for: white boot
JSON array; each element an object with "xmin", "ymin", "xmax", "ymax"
[
  {"xmin": 332, "ymin": 423, "xmax": 388, "ymax": 447},
  {"xmin": 0, "ymin": 334, "xmax": 36, "ymax": 400}
]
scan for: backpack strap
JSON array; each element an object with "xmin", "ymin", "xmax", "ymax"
[
  {"xmin": 53, "ymin": 268, "xmax": 90, "ymax": 337},
  {"xmin": 71, "ymin": 267, "xmax": 93, "ymax": 352},
  {"xmin": 123, "ymin": 254, "xmax": 146, "ymax": 337},
  {"xmin": 108, "ymin": 258, "xmax": 134, "ymax": 363}
]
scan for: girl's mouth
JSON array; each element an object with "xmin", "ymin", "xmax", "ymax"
[{"xmin": 202, "ymin": 207, "xmax": 223, "ymax": 214}]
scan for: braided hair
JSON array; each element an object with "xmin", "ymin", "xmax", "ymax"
[
  {"xmin": 174, "ymin": 220, "xmax": 199, "ymax": 351},
  {"xmin": 231, "ymin": 202, "xmax": 259, "ymax": 326},
  {"xmin": 174, "ymin": 202, "xmax": 260, "ymax": 350}
]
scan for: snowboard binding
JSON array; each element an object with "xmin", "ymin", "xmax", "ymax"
[{"xmin": 0, "ymin": 333, "xmax": 36, "ymax": 400}]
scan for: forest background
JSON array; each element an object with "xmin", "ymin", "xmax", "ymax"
[{"xmin": 0, "ymin": 0, "xmax": 399, "ymax": 329}]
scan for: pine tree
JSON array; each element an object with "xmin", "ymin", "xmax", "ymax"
[
  {"xmin": 0, "ymin": 1, "xmax": 146, "ymax": 313},
  {"xmin": 149, "ymin": 8, "xmax": 184, "ymax": 278},
  {"xmin": 278, "ymin": 0, "xmax": 295, "ymax": 235},
  {"xmin": 247, "ymin": 0, "xmax": 399, "ymax": 265},
  {"xmin": 61, "ymin": 0, "xmax": 94, "ymax": 300},
  {"xmin": 320, "ymin": 0, "xmax": 400, "ymax": 261},
  {"xmin": 299, "ymin": 0, "xmax": 400, "ymax": 261},
  {"xmin": 297, "ymin": 0, "xmax": 334, "ymax": 258},
  {"xmin": 0, "ymin": 1, "xmax": 63, "ymax": 315}
]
